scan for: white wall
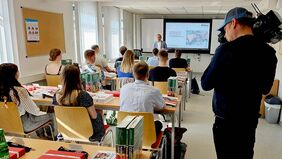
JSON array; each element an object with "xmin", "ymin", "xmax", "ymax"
[
  {"xmin": 11, "ymin": 0, "xmax": 76, "ymax": 84},
  {"xmin": 276, "ymin": 49, "xmax": 282, "ymax": 98},
  {"xmin": 273, "ymin": 9, "xmax": 282, "ymax": 98},
  {"xmin": 270, "ymin": 8, "xmax": 282, "ymax": 99}
]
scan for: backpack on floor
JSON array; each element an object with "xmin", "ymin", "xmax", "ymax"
[
  {"xmin": 191, "ymin": 77, "xmax": 200, "ymax": 94},
  {"xmin": 163, "ymin": 127, "xmax": 188, "ymax": 159}
]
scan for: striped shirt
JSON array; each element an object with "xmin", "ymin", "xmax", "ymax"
[{"xmin": 9, "ymin": 86, "xmax": 46, "ymax": 116}]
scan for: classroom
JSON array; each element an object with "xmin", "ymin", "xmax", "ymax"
[{"xmin": 1, "ymin": 0, "xmax": 282, "ymax": 159}]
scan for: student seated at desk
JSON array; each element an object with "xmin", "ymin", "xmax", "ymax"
[
  {"xmin": 146, "ymin": 48, "xmax": 159, "ymax": 67},
  {"xmin": 91, "ymin": 45, "xmax": 115, "ymax": 73},
  {"xmin": 53, "ymin": 64, "xmax": 105, "ymax": 142},
  {"xmin": 114, "ymin": 46, "xmax": 127, "ymax": 69},
  {"xmin": 120, "ymin": 62, "xmax": 165, "ymax": 136},
  {"xmin": 117, "ymin": 50, "xmax": 134, "ymax": 78},
  {"xmin": 83, "ymin": 49, "xmax": 105, "ymax": 81},
  {"xmin": 169, "ymin": 49, "xmax": 188, "ymax": 69},
  {"xmin": 149, "ymin": 50, "xmax": 176, "ymax": 82},
  {"xmin": 45, "ymin": 48, "xmax": 64, "ymax": 75},
  {"xmin": 0, "ymin": 63, "xmax": 55, "ymax": 139}
]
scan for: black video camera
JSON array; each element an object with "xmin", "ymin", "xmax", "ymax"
[{"xmin": 218, "ymin": 4, "xmax": 282, "ymax": 44}]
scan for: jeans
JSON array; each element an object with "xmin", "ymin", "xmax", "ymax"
[{"xmin": 213, "ymin": 117, "xmax": 258, "ymax": 159}]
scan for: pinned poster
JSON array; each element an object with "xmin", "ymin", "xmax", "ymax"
[{"xmin": 25, "ymin": 18, "xmax": 40, "ymax": 42}]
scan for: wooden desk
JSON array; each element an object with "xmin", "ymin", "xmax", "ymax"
[
  {"xmin": 33, "ymin": 97, "xmax": 177, "ymax": 114},
  {"xmin": 8, "ymin": 137, "xmax": 151, "ymax": 159},
  {"xmin": 33, "ymin": 96, "xmax": 179, "ymax": 159}
]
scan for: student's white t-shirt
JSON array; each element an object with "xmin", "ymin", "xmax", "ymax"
[{"xmin": 95, "ymin": 53, "xmax": 108, "ymax": 69}]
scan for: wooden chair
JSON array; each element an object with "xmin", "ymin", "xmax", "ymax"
[
  {"xmin": 0, "ymin": 102, "xmax": 54, "ymax": 140},
  {"xmin": 172, "ymin": 68, "xmax": 186, "ymax": 72},
  {"xmin": 149, "ymin": 66, "xmax": 155, "ymax": 70},
  {"xmin": 153, "ymin": 81, "xmax": 168, "ymax": 94},
  {"xmin": 45, "ymin": 74, "xmax": 61, "ymax": 86},
  {"xmin": 117, "ymin": 111, "xmax": 166, "ymax": 149},
  {"xmin": 54, "ymin": 106, "xmax": 113, "ymax": 146}
]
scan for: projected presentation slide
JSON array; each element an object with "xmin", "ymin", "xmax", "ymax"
[{"xmin": 165, "ymin": 22, "xmax": 211, "ymax": 49}]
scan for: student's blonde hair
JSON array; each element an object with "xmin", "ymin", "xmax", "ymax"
[{"xmin": 121, "ymin": 50, "xmax": 134, "ymax": 73}]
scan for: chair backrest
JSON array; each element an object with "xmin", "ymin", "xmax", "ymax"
[
  {"xmin": 149, "ymin": 66, "xmax": 155, "ymax": 70},
  {"xmin": 172, "ymin": 68, "xmax": 188, "ymax": 80},
  {"xmin": 153, "ymin": 81, "xmax": 168, "ymax": 94},
  {"xmin": 45, "ymin": 74, "xmax": 61, "ymax": 87},
  {"xmin": 0, "ymin": 102, "xmax": 25, "ymax": 135},
  {"xmin": 117, "ymin": 111, "xmax": 156, "ymax": 148},
  {"xmin": 172, "ymin": 68, "xmax": 186, "ymax": 72},
  {"xmin": 54, "ymin": 106, "xmax": 93, "ymax": 141}
]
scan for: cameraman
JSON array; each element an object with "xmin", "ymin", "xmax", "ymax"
[{"xmin": 201, "ymin": 7, "xmax": 277, "ymax": 159}]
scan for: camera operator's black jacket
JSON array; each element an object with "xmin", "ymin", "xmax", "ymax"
[{"xmin": 201, "ymin": 35, "xmax": 277, "ymax": 123}]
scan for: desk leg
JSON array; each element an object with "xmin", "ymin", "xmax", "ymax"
[
  {"xmin": 171, "ymin": 113, "xmax": 175, "ymax": 159},
  {"xmin": 183, "ymin": 81, "xmax": 187, "ymax": 115},
  {"xmin": 189, "ymin": 71, "xmax": 192, "ymax": 98},
  {"xmin": 179, "ymin": 99, "xmax": 182, "ymax": 127}
]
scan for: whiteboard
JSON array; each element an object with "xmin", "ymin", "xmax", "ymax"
[
  {"xmin": 141, "ymin": 19, "xmax": 163, "ymax": 52},
  {"xmin": 210, "ymin": 19, "xmax": 224, "ymax": 55}
]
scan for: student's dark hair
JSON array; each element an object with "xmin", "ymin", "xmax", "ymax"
[
  {"xmin": 152, "ymin": 48, "xmax": 159, "ymax": 56},
  {"xmin": 49, "ymin": 48, "xmax": 61, "ymax": 61},
  {"xmin": 175, "ymin": 49, "xmax": 182, "ymax": 58},
  {"xmin": 119, "ymin": 46, "xmax": 127, "ymax": 55},
  {"xmin": 158, "ymin": 49, "xmax": 168, "ymax": 59},
  {"xmin": 133, "ymin": 62, "xmax": 149, "ymax": 80},
  {"xmin": 0, "ymin": 63, "xmax": 22, "ymax": 104},
  {"xmin": 91, "ymin": 45, "xmax": 99, "ymax": 50},
  {"xmin": 60, "ymin": 64, "xmax": 83, "ymax": 104},
  {"xmin": 84, "ymin": 49, "xmax": 95, "ymax": 59}
]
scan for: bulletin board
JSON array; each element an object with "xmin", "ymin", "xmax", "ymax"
[{"xmin": 22, "ymin": 7, "xmax": 66, "ymax": 57}]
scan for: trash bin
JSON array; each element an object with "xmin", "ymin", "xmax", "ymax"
[{"xmin": 264, "ymin": 96, "xmax": 282, "ymax": 124}]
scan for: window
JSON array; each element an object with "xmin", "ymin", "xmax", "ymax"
[
  {"xmin": 77, "ymin": 2, "xmax": 98, "ymax": 63},
  {"xmin": 0, "ymin": 0, "xmax": 14, "ymax": 63},
  {"xmin": 120, "ymin": 9, "xmax": 124, "ymax": 46},
  {"xmin": 122, "ymin": 10, "xmax": 134, "ymax": 50},
  {"xmin": 102, "ymin": 6, "xmax": 120, "ymax": 61}
]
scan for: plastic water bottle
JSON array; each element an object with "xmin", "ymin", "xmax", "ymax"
[{"xmin": 0, "ymin": 129, "xmax": 9, "ymax": 159}]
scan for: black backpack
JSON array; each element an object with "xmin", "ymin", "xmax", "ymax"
[
  {"xmin": 163, "ymin": 127, "xmax": 188, "ymax": 159},
  {"xmin": 191, "ymin": 77, "xmax": 200, "ymax": 94}
]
